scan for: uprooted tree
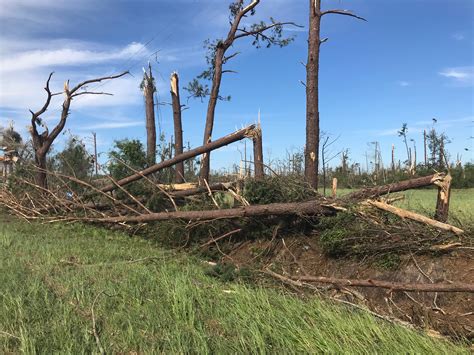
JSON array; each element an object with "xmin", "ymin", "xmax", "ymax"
[
  {"xmin": 186, "ymin": 0, "xmax": 299, "ymax": 185},
  {"xmin": 305, "ymin": 0, "xmax": 366, "ymax": 189},
  {"xmin": 29, "ymin": 71, "xmax": 129, "ymax": 189}
]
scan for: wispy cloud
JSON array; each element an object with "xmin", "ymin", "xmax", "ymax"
[
  {"xmin": 451, "ymin": 32, "xmax": 465, "ymax": 41},
  {"xmin": 84, "ymin": 120, "xmax": 143, "ymax": 130},
  {"xmin": 439, "ymin": 66, "xmax": 474, "ymax": 86},
  {"xmin": 397, "ymin": 81, "xmax": 411, "ymax": 87}
]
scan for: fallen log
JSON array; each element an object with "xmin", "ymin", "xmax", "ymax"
[
  {"xmin": 101, "ymin": 125, "xmax": 256, "ymax": 193},
  {"xmin": 74, "ymin": 199, "xmax": 337, "ymax": 224},
  {"xmin": 170, "ymin": 182, "xmax": 235, "ymax": 198},
  {"xmin": 285, "ymin": 272, "xmax": 474, "ymax": 293},
  {"xmin": 344, "ymin": 173, "xmax": 445, "ymax": 201},
  {"xmin": 367, "ymin": 200, "xmax": 464, "ymax": 235}
]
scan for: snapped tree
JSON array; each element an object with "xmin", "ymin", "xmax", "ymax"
[
  {"xmin": 186, "ymin": 0, "xmax": 298, "ymax": 184},
  {"xmin": 170, "ymin": 72, "xmax": 185, "ymax": 183},
  {"xmin": 305, "ymin": 0, "xmax": 366, "ymax": 189},
  {"xmin": 141, "ymin": 64, "xmax": 157, "ymax": 165},
  {"xmin": 29, "ymin": 71, "xmax": 128, "ymax": 189}
]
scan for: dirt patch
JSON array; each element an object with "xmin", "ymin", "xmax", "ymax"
[{"xmin": 217, "ymin": 234, "xmax": 474, "ymax": 341}]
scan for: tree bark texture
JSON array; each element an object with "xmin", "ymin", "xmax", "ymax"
[
  {"xmin": 170, "ymin": 72, "xmax": 184, "ymax": 183},
  {"xmin": 305, "ymin": 0, "xmax": 321, "ymax": 189},
  {"xmin": 434, "ymin": 173, "xmax": 452, "ymax": 223},
  {"xmin": 252, "ymin": 125, "xmax": 264, "ymax": 179},
  {"xmin": 344, "ymin": 174, "xmax": 443, "ymax": 201},
  {"xmin": 144, "ymin": 67, "xmax": 156, "ymax": 165},
  {"xmin": 84, "ymin": 199, "xmax": 336, "ymax": 224}
]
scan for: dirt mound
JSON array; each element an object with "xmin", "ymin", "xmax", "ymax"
[{"xmin": 224, "ymin": 235, "xmax": 474, "ymax": 341}]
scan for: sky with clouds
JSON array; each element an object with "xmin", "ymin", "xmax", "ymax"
[{"xmin": 0, "ymin": 0, "xmax": 473, "ymax": 171}]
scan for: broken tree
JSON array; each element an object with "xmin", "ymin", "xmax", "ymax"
[
  {"xmin": 186, "ymin": 0, "xmax": 297, "ymax": 184},
  {"xmin": 29, "ymin": 71, "xmax": 129, "ymax": 189},
  {"xmin": 170, "ymin": 72, "xmax": 184, "ymax": 183},
  {"xmin": 100, "ymin": 125, "xmax": 257, "ymax": 193},
  {"xmin": 142, "ymin": 64, "xmax": 157, "ymax": 165},
  {"xmin": 305, "ymin": 0, "xmax": 366, "ymax": 189}
]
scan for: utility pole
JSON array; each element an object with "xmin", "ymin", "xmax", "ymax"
[{"xmin": 92, "ymin": 132, "xmax": 98, "ymax": 176}]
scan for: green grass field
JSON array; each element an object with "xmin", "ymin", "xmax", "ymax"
[{"xmin": 1, "ymin": 216, "xmax": 470, "ymax": 353}]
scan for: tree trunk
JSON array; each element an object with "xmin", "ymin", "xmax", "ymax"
[
  {"xmin": 144, "ymin": 67, "xmax": 156, "ymax": 165},
  {"xmin": 101, "ymin": 125, "xmax": 255, "ymax": 193},
  {"xmin": 434, "ymin": 173, "xmax": 451, "ymax": 223},
  {"xmin": 170, "ymin": 72, "xmax": 184, "ymax": 183},
  {"xmin": 305, "ymin": 0, "xmax": 321, "ymax": 189},
  {"xmin": 252, "ymin": 125, "xmax": 264, "ymax": 179},
  {"xmin": 345, "ymin": 173, "xmax": 443, "ymax": 201},
  {"xmin": 35, "ymin": 151, "xmax": 48, "ymax": 189},
  {"xmin": 83, "ymin": 199, "xmax": 336, "ymax": 224},
  {"xmin": 200, "ymin": 46, "xmax": 225, "ymax": 185}
]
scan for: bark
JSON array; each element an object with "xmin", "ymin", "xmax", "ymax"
[
  {"xmin": 344, "ymin": 173, "xmax": 443, "ymax": 201},
  {"xmin": 200, "ymin": 45, "xmax": 225, "ymax": 185},
  {"xmin": 34, "ymin": 152, "xmax": 48, "ymax": 190},
  {"xmin": 305, "ymin": 0, "xmax": 322, "ymax": 189},
  {"xmin": 252, "ymin": 125, "xmax": 264, "ymax": 179},
  {"xmin": 289, "ymin": 274, "xmax": 474, "ymax": 293},
  {"xmin": 81, "ymin": 199, "xmax": 336, "ymax": 224},
  {"xmin": 368, "ymin": 200, "xmax": 463, "ymax": 235},
  {"xmin": 144, "ymin": 66, "xmax": 156, "ymax": 164},
  {"xmin": 170, "ymin": 72, "xmax": 184, "ymax": 183},
  {"xmin": 331, "ymin": 178, "xmax": 337, "ymax": 198},
  {"xmin": 100, "ymin": 125, "xmax": 256, "ymax": 193},
  {"xmin": 434, "ymin": 173, "xmax": 452, "ymax": 223}
]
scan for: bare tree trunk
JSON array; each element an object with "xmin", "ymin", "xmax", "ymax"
[
  {"xmin": 200, "ymin": 46, "xmax": 225, "ymax": 185},
  {"xmin": 170, "ymin": 72, "xmax": 184, "ymax": 183},
  {"xmin": 305, "ymin": 0, "xmax": 322, "ymax": 189},
  {"xmin": 423, "ymin": 130, "xmax": 427, "ymax": 166},
  {"xmin": 35, "ymin": 151, "xmax": 48, "ymax": 189},
  {"xmin": 434, "ymin": 173, "xmax": 451, "ymax": 223},
  {"xmin": 252, "ymin": 125, "xmax": 264, "ymax": 179},
  {"xmin": 144, "ymin": 65, "xmax": 156, "ymax": 165},
  {"xmin": 345, "ymin": 173, "xmax": 445, "ymax": 201}
]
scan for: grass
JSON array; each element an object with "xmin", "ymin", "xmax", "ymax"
[{"xmin": 0, "ymin": 215, "xmax": 470, "ymax": 354}]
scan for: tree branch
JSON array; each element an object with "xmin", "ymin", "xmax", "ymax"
[
  {"xmin": 321, "ymin": 9, "xmax": 367, "ymax": 22},
  {"xmin": 234, "ymin": 22, "xmax": 301, "ymax": 40},
  {"xmin": 69, "ymin": 71, "xmax": 129, "ymax": 94},
  {"xmin": 71, "ymin": 91, "xmax": 114, "ymax": 98}
]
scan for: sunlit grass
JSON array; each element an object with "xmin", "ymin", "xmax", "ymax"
[{"xmin": 0, "ymin": 218, "xmax": 469, "ymax": 353}]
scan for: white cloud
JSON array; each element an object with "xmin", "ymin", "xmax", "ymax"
[
  {"xmin": 439, "ymin": 66, "xmax": 474, "ymax": 86},
  {"xmin": 451, "ymin": 33, "xmax": 465, "ymax": 41},
  {"xmin": 84, "ymin": 120, "xmax": 143, "ymax": 130},
  {"xmin": 397, "ymin": 81, "xmax": 411, "ymax": 87},
  {"xmin": 0, "ymin": 42, "xmax": 148, "ymax": 73}
]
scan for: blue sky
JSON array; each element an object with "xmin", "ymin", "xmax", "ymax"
[{"xmin": 0, "ymin": 0, "xmax": 473, "ymax": 172}]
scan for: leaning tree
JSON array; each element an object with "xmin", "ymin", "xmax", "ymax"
[
  {"xmin": 305, "ymin": 0, "xmax": 366, "ymax": 189},
  {"xmin": 187, "ymin": 0, "xmax": 298, "ymax": 184},
  {"xmin": 29, "ymin": 71, "xmax": 128, "ymax": 189}
]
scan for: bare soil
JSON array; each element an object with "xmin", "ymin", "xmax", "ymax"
[{"xmin": 224, "ymin": 234, "xmax": 474, "ymax": 341}]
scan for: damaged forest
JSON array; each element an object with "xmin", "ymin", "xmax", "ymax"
[{"xmin": 1, "ymin": 0, "xmax": 473, "ymax": 353}]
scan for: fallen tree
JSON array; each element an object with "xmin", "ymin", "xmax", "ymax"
[
  {"xmin": 100, "ymin": 125, "xmax": 256, "ymax": 193},
  {"xmin": 344, "ymin": 173, "xmax": 445, "ymax": 201},
  {"xmin": 265, "ymin": 270, "xmax": 474, "ymax": 293},
  {"xmin": 368, "ymin": 200, "xmax": 463, "ymax": 235},
  {"xmin": 72, "ymin": 199, "xmax": 337, "ymax": 224}
]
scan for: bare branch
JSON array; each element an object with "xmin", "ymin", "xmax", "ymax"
[
  {"xmin": 321, "ymin": 9, "xmax": 367, "ymax": 22},
  {"xmin": 71, "ymin": 91, "xmax": 114, "ymax": 98},
  {"xmin": 222, "ymin": 70, "xmax": 238, "ymax": 74},
  {"xmin": 69, "ymin": 71, "xmax": 129, "ymax": 94}
]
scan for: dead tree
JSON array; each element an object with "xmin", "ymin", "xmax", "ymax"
[
  {"xmin": 29, "ymin": 71, "xmax": 128, "ymax": 189},
  {"xmin": 186, "ymin": 0, "xmax": 298, "ymax": 185},
  {"xmin": 305, "ymin": 1, "xmax": 366, "ymax": 189},
  {"xmin": 100, "ymin": 125, "xmax": 257, "ymax": 193},
  {"xmin": 252, "ymin": 124, "xmax": 264, "ymax": 179},
  {"xmin": 170, "ymin": 72, "xmax": 185, "ymax": 183},
  {"xmin": 142, "ymin": 64, "xmax": 157, "ymax": 165},
  {"xmin": 434, "ymin": 173, "xmax": 452, "ymax": 223}
]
